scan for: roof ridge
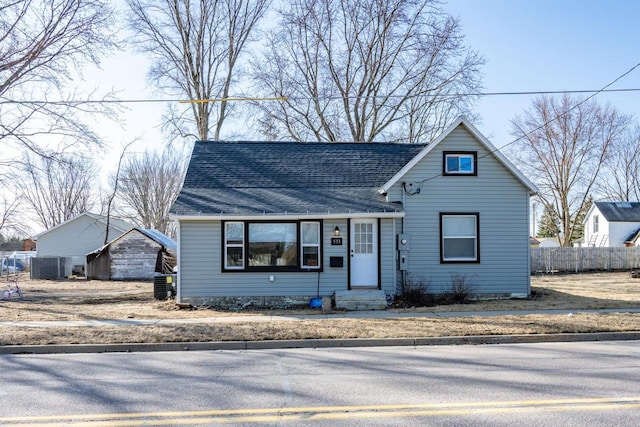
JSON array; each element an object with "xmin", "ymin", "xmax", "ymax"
[{"xmin": 195, "ymin": 140, "xmax": 427, "ymax": 146}]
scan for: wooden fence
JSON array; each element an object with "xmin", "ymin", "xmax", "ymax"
[{"xmin": 531, "ymin": 247, "xmax": 640, "ymax": 273}]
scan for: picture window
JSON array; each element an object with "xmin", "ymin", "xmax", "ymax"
[{"xmin": 223, "ymin": 220, "xmax": 322, "ymax": 272}]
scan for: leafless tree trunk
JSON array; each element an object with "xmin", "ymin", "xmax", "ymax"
[
  {"xmin": 510, "ymin": 95, "xmax": 630, "ymax": 247},
  {"xmin": 17, "ymin": 154, "xmax": 99, "ymax": 230},
  {"xmin": 597, "ymin": 126, "xmax": 640, "ymax": 201},
  {"xmin": 103, "ymin": 140, "xmax": 136, "ymax": 244},
  {"xmin": 0, "ymin": 191, "xmax": 25, "ymax": 239},
  {"xmin": 251, "ymin": 0, "xmax": 483, "ymax": 143},
  {"xmin": 126, "ymin": 0, "xmax": 270, "ymax": 141},
  {"xmin": 114, "ymin": 147, "xmax": 188, "ymax": 237},
  {"xmin": 0, "ymin": 0, "xmax": 117, "ymax": 156}
]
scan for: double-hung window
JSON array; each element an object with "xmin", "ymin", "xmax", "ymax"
[
  {"xmin": 223, "ymin": 220, "xmax": 322, "ymax": 271},
  {"xmin": 440, "ymin": 213, "xmax": 479, "ymax": 263},
  {"xmin": 301, "ymin": 222, "xmax": 320, "ymax": 268},
  {"xmin": 593, "ymin": 215, "xmax": 599, "ymax": 233},
  {"xmin": 443, "ymin": 151, "xmax": 477, "ymax": 175},
  {"xmin": 224, "ymin": 222, "xmax": 244, "ymax": 269}
]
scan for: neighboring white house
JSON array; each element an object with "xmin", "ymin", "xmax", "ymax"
[
  {"xmin": 33, "ymin": 212, "xmax": 135, "ymax": 277},
  {"xmin": 583, "ymin": 201, "xmax": 640, "ymax": 247}
]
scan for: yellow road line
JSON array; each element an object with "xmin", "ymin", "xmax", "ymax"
[{"xmin": 2, "ymin": 397, "xmax": 639, "ymax": 426}]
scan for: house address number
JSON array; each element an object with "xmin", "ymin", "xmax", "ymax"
[{"xmin": 331, "ymin": 237, "xmax": 343, "ymax": 245}]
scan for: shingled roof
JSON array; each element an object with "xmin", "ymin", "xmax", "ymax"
[
  {"xmin": 595, "ymin": 201, "xmax": 640, "ymax": 222},
  {"xmin": 171, "ymin": 141, "xmax": 426, "ymax": 217}
]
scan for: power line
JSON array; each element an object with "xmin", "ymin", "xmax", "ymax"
[
  {"xmin": 1, "ymin": 88, "xmax": 640, "ymax": 105},
  {"xmin": 402, "ymin": 61, "xmax": 640, "ymax": 192}
]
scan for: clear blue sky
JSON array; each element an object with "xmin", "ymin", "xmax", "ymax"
[{"xmin": 445, "ymin": 0, "xmax": 640, "ymax": 148}]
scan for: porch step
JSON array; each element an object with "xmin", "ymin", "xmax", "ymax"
[{"xmin": 334, "ymin": 290, "xmax": 388, "ymax": 311}]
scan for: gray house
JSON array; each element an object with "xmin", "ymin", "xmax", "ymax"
[{"xmin": 170, "ymin": 117, "xmax": 538, "ymax": 308}]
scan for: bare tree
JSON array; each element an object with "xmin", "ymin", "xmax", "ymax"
[
  {"xmin": 0, "ymin": 0, "xmax": 117, "ymax": 157},
  {"xmin": 126, "ymin": 0, "xmax": 270, "ymax": 141},
  {"xmin": 510, "ymin": 95, "xmax": 630, "ymax": 246},
  {"xmin": 0, "ymin": 190, "xmax": 26, "ymax": 238},
  {"xmin": 103, "ymin": 140, "xmax": 136, "ymax": 244},
  {"xmin": 18, "ymin": 153, "xmax": 99, "ymax": 230},
  {"xmin": 597, "ymin": 125, "xmax": 640, "ymax": 201},
  {"xmin": 115, "ymin": 148, "xmax": 188, "ymax": 237},
  {"xmin": 251, "ymin": 0, "xmax": 483, "ymax": 143}
]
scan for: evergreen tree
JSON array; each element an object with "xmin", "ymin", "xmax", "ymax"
[
  {"xmin": 572, "ymin": 197, "xmax": 593, "ymax": 243},
  {"xmin": 537, "ymin": 204, "xmax": 560, "ymax": 238}
]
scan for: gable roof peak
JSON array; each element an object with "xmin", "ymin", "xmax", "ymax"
[{"xmin": 381, "ymin": 118, "xmax": 538, "ymax": 194}]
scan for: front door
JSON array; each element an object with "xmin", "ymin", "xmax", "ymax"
[{"xmin": 350, "ymin": 219, "xmax": 378, "ymax": 288}]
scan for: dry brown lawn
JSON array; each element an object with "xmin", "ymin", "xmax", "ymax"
[{"xmin": 1, "ymin": 271, "xmax": 639, "ymax": 346}]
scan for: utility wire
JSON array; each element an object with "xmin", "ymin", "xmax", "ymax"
[
  {"xmin": 402, "ymin": 61, "xmax": 640, "ymax": 193},
  {"xmin": 1, "ymin": 88, "xmax": 640, "ymax": 105}
]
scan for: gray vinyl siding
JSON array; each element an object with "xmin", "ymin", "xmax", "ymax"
[
  {"xmin": 37, "ymin": 216, "xmax": 129, "ymax": 258},
  {"xmin": 387, "ymin": 126, "xmax": 531, "ymax": 295},
  {"xmin": 380, "ymin": 218, "xmax": 397, "ymax": 294},
  {"xmin": 178, "ymin": 219, "xmax": 351, "ymax": 299},
  {"xmin": 177, "ymin": 125, "xmax": 532, "ymax": 300}
]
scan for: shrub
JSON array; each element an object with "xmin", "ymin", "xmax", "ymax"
[
  {"xmin": 398, "ymin": 273, "xmax": 434, "ymax": 307},
  {"xmin": 446, "ymin": 272, "xmax": 477, "ymax": 304}
]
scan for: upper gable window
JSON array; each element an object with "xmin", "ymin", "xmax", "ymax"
[{"xmin": 443, "ymin": 151, "xmax": 477, "ymax": 176}]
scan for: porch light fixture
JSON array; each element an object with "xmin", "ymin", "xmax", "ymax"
[{"xmin": 334, "ymin": 226, "xmax": 341, "ymax": 236}]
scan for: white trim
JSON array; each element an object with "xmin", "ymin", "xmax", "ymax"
[
  {"xmin": 176, "ymin": 222, "xmax": 181, "ymax": 303},
  {"xmin": 171, "ymin": 211, "xmax": 404, "ymax": 221},
  {"xmin": 379, "ymin": 116, "xmax": 539, "ymax": 195},
  {"xmin": 441, "ymin": 214, "xmax": 478, "ymax": 262}
]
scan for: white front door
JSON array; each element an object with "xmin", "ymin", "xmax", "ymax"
[{"xmin": 350, "ymin": 219, "xmax": 378, "ymax": 288}]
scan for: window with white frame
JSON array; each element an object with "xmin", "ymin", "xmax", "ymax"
[
  {"xmin": 301, "ymin": 222, "xmax": 320, "ymax": 268},
  {"xmin": 443, "ymin": 151, "xmax": 477, "ymax": 175},
  {"xmin": 222, "ymin": 220, "xmax": 322, "ymax": 271},
  {"xmin": 440, "ymin": 213, "xmax": 479, "ymax": 262},
  {"xmin": 593, "ymin": 215, "xmax": 599, "ymax": 233},
  {"xmin": 224, "ymin": 222, "xmax": 244, "ymax": 269}
]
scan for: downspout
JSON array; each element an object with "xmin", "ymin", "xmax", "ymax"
[
  {"xmin": 176, "ymin": 220, "xmax": 182, "ymax": 303},
  {"xmin": 401, "ymin": 183, "xmax": 407, "ymax": 288}
]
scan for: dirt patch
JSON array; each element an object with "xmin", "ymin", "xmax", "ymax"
[{"xmin": 1, "ymin": 271, "xmax": 639, "ymax": 346}]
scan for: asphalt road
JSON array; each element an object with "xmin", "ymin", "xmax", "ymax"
[{"xmin": 1, "ymin": 341, "xmax": 639, "ymax": 426}]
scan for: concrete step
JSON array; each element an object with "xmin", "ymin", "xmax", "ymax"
[{"xmin": 334, "ymin": 290, "xmax": 387, "ymax": 311}]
